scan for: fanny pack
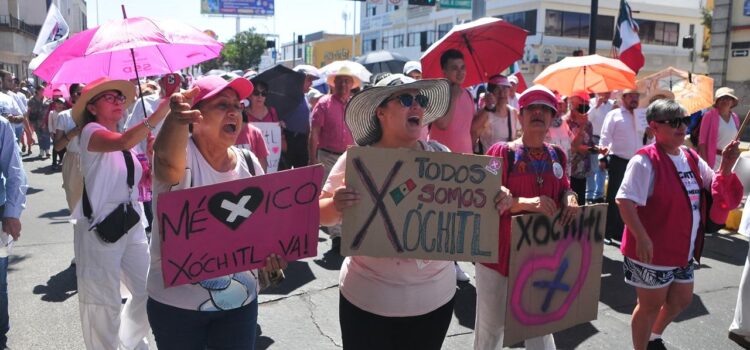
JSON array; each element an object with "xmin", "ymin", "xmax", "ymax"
[{"xmin": 82, "ymin": 150, "xmax": 141, "ymax": 243}]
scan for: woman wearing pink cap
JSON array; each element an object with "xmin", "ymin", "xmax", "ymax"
[
  {"xmin": 474, "ymin": 85, "xmax": 580, "ymax": 350},
  {"xmin": 475, "ymin": 74, "xmax": 520, "ymax": 152},
  {"xmin": 149, "ymin": 75, "xmax": 286, "ymax": 349}
]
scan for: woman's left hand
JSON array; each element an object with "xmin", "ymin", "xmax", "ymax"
[
  {"xmin": 560, "ymin": 195, "xmax": 581, "ymax": 226},
  {"xmin": 494, "ymin": 186, "xmax": 513, "ymax": 215},
  {"xmin": 719, "ymin": 140, "xmax": 741, "ymax": 175},
  {"xmin": 263, "ymin": 254, "xmax": 288, "ymax": 273}
]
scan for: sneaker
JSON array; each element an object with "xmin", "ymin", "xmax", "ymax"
[
  {"xmin": 647, "ymin": 338, "xmax": 667, "ymax": 350},
  {"xmin": 455, "ymin": 263, "xmax": 470, "ymax": 282},
  {"xmin": 729, "ymin": 331, "xmax": 750, "ymax": 349}
]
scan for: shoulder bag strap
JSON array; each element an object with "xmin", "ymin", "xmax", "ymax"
[{"xmin": 240, "ymin": 148, "xmax": 256, "ymax": 176}]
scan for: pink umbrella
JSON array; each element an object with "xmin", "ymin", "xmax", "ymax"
[
  {"xmin": 34, "ymin": 16, "xmax": 222, "ymax": 84},
  {"xmin": 43, "ymin": 83, "xmax": 68, "ymax": 99}
]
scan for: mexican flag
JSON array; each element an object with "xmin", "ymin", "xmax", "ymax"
[
  {"xmin": 507, "ymin": 61, "xmax": 527, "ymax": 93},
  {"xmin": 613, "ymin": 0, "xmax": 644, "ymax": 74},
  {"xmin": 389, "ymin": 179, "xmax": 417, "ymax": 205}
]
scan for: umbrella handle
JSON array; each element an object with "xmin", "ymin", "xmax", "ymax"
[
  {"xmin": 734, "ymin": 109, "xmax": 750, "ymax": 141},
  {"xmin": 122, "ymin": 4, "xmax": 149, "ymax": 126}
]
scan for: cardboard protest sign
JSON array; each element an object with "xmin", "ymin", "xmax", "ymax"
[
  {"xmin": 341, "ymin": 146, "xmax": 504, "ymax": 262},
  {"xmin": 251, "ymin": 122, "xmax": 282, "ymax": 173},
  {"xmin": 157, "ymin": 165, "xmax": 324, "ymax": 287},
  {"xmin": 504, "ymin": 204, "xmax": 606, "ymax": 346}
]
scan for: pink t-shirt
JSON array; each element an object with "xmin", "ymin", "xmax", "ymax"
[
  {"xmin": 428, "ymin": 89, "xmax": 475, "ymax": 154},
  {"xmin": 322, "ymin": 143, "xmax": 455, "ymax": 317},
  {"xmin": 235, "ymin": 123, "xmax": 269, "ymax": 159},
  {"xmin": 311, "ymin": 94, "xmax": 354, "ymax": 153},
  {"xmin": 246, "ymin": 107, "xmax": 278, "ymax": 123}
]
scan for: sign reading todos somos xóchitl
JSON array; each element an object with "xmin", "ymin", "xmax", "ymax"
[
  {"xmin": 342, "ymin": 147, "xmax": 504, "ymax": 262},
  {"xmin": 504, "ymin": 204, "xmax": 606, "ymax": 346},
  {"xmin": 157, "ymin": 165, "xmax": 323, "ymax": 287}
]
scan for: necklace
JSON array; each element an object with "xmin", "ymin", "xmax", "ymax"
[{"xmin": 525, "ymin": 146, "xmax": 546, "ymax": 188}]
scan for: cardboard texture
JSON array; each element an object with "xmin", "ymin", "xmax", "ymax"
[
  {"xmin": 251, "ymin": 122, "xmax": 282, "ymax": 173},
  {"xmin": 157, "ymin": 165, "xmax": 324, "ymax": 287},
  {"xmin": 504, "ymin": 204, "xmax": 606, "ymax": 346},
  {"xmin": 341, "ymin": 146, "xmax": 504, "ymax": 262}
]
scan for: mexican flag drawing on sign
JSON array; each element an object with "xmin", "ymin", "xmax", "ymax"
[{"xmin": 613, "ymin": 0, "xmax": 645, "ymax": 74}]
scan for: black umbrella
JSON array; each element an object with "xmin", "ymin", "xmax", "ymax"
[
  {"xmin": 251, "ymin": 65, "xmax": 306, "ymax": 121},
  {"xmin": 355, "ymin": 50, "xmax": 411, "ymax": 75}
]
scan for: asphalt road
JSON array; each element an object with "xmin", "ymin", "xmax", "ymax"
[{"xmin": 7, "ymin": 153, "xmax": 748, "ymax": 349}]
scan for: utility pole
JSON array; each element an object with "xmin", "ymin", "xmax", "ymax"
[
  {"xmin": 292, "ymin": 32, "xmax": 296, "ymax": 67},
  {"xmin": 589, "ymin": 0, "xmax": 599, "ymax": 55},
  {"xmin": 471, "ymin": 0, "xmax": 485, "ymax": 20}
]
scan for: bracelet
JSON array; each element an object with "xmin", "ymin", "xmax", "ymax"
[{"xmin": 143, "ymin": 118, "xmax": 156, "ymax": 131}]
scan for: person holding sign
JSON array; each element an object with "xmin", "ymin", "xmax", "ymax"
[
  {"xmin": 149, "ymin": 75, "xmax": 287, "ymax": 350},
  {"xmin": 475, "ymin": 85, "xmax": 580, "ymax": 350},
  {"xmin": 71, "ymin": 77, "xmax": 168, "ymax": 350},
  {"xmin": 616, "ymin": 99, "xmax": 742, "ymax": 350},
  {"xmin": 319, "ymin": 74, "xmax": 513, "ymax": 350}
]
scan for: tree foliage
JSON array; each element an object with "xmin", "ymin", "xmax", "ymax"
[{"xmin": 200, "ymin": 29, "xmax": 267, "ymax": 72}]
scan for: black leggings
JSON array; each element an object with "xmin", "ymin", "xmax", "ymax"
[
  {"xmin": 339, "ymin": 293, "xmax": 455, "ymax": 350},
  {"xmin": 570, "ymin": 176, "xmax": 587, "ymax": 205}
]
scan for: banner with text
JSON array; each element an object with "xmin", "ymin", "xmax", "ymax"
[
  {"xmin": 200, "ymin": 0, "xmax": 274, "ymax": 16},
  {"xmin": 504, "ymin": 204, "xmax": 606, "ymax": 346},
  {"xmin": 158, "ymin": 165, "xmax": 323, "ymax": 287},
  {"xmin": 251, "ymin": 122, "xmax": 282, "ymax": 173},
  {"xmin": 342, "ymin": 147, "xmax": 503, "ymax": 262}
]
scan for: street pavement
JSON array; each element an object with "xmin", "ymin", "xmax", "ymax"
[{"xmin": 7, "ymin": 153, "xmax": 749, "ymax": 349}]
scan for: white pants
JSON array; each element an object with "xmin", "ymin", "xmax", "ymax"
[
  {"xmin": 74, "ymin": 222, "xmax": 150, "ymax": 350},
  {"xmin": 474, "ymin": 264, "xmax": 556, "ymax": 350}
]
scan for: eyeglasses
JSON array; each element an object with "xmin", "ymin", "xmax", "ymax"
[
  {"xmin": 655, "ymin": 116, "xmax": 691, "ymax": 128},
  {"xmin": 384, "ymin": 94, "xmax": 429, "ymax": 108},
  {"xmin": 252, "ymin": 90, "xmax": 267, "ymax": 97},
  {"xmin": 92, "ymin": 93, "xmax": 126, "ymax": 105}
]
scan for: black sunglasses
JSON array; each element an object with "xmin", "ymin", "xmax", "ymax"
[
  {"xmin": 385, "ymin": 94, "xmax": 429, "ymax": 108},
  {"xmin": 655, "ymin": 116, "xmax": 691, "ymax": 128},
  {"xmin": 252, "ymin": 90, "xmax": 267, "ymax": 97}
]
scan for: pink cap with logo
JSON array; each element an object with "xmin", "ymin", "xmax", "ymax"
[
  {"xmin": 190, "ymin": 75, "xmax": 254, "ymax": 107},
  {"xmin": 519, "ymin": 85, "xmax": 558, "ymax": 113}
]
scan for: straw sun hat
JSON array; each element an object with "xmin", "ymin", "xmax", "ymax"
[
  {"xmin": 345, "ymin": 75, "xmax": 450, "ymax": 146},
  {"xmin": 715, "ymin": 87, "xmax": 739, "ymax": 108},
  {"xmin": 72, "ymin": 77, "xmax": 136, "ymax": 126}
]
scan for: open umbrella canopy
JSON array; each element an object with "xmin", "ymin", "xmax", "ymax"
[
  {"xmin": 251, "ymin": 65, "xmax": 306, "ymax": 121},
  {"xmin": 34, "ymin": 17, "xmax": 222, "ymax": 84},
  {"xmin": 355, "ymin": 50, "xmax": 410, "ymax": 75},
  {"xmin": 421, "ymin": 17, "xmax": 527, "ymax": 88},
  {"xmin": 319, "ymin": 60, "xmax": 371, "ymax": 87},
  {"xmin": 533, "ymin": 54, "xmax": 636, "ymax": 97},
  {"xmin": 636, "ymin": 66, "xmax": 714, "ymax": 115}
]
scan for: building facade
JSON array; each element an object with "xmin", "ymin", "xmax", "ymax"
[
  {"xmin": 278, "ymin": 32, "xmax": 361, "ymax": 68},
  {"xmin": 0, "ymin": 0, "xmax": 87, "ymax": 80},
  {"xmin": 709, "ymin": 0, "xmax": 750, "ymax": 117},
  {"xmin": 359, "ymin": 0, "xmax": 707, "ymax": 79}
]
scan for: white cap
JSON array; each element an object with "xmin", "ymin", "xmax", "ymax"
[
  {"xmin": 403, "ymin": 61, "xmax": 422, "ymax": 75},
  {"xmin": 507, "ymin": 75, "xmax": 519, "ymax": 85}
]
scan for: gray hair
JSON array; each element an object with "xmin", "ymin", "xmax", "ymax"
[{"xmin": 646, "ymin": 99, "xmax": 687, "ymax": 123}]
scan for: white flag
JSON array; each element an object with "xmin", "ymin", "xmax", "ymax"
[{"xmin": 33, "ymin": 3, "xmax": 69, "ymax": 55}]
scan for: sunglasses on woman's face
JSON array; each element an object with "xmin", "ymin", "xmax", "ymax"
[
  {"xmin": 252, "ymin": 90, "xmax": 267, "ymax": 97},
  {"xmin": 386, "ymin": 94, "xmax": 429, "ymax": 108},
  {"xmin": 655, "ymin": 116, "xmax": 691, "ymax": 128}
]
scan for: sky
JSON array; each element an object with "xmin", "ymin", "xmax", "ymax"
[{"xmin": 87, "ymin": 0, "xmax": 361, "ymax": 44}]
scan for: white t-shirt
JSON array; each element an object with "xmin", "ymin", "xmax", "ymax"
[
  {"xmin": 148, "ymin": 138, "xmax": 265, "ymax": 311},
  {"xmin": 55, "ymin": 109, "xmax": 81, "ymax": 153},
  {"xmin": 0, "ymin": 92, "xmax": 22, "ymax": 130},
  {"xmin": 588, "ymin": 99, "xmax": 614, "ymax": 137},
  {"xmin": 47, "ymin": 111, "xmax": 59, "ymax": 133},
  {"xmin": 715, "ymin": 116, "xmax": 738, "ymax": 170},
  {"xmin": 479, "ymin": 105, "xmax": 519, "ymax": 149},
  {"xmin": 616, "ymin": 149, "xmax": 714, "ymax": 268},
  {"xmin": 323, "ymin": 141, "xmax": 455, "ymax": 317},
  {"xmin": 73, "ymin": 122, "xmax": 146, "ymax": 229},
  {"xmin": 12, "ymin": 91, "xmax": 27, "ymax": 114}
]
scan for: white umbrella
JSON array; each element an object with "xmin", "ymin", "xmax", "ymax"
[{"xmin": 319, "ymin": 60, "xmax": 372, "ymax": 88}]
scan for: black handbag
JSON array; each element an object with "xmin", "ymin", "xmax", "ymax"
[{"xmin": 82, "ymin": 150, "xmax": 141, "ymax": 243}]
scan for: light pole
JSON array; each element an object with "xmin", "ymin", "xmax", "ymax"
[{"xmin": 589, "ymin": 0, "xmax": 599, "ymax": 55}]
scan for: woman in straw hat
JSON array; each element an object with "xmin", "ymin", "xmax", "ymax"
[
  {"xmin": 698, "ymin": 87, "xmax": 741, "ymax": 170},
  {"xmin": 149, "ymin": 75, "xmax": 286, "ymax": 350},
  {"xmin": 319, "ymin": 74, "xmax": 513, "ymax": 349},
  {"xmin": 71, "ymin": 77, "xmax": 169, "ymax": 349},
  {"xmin": 475, "ymin": 85, "xmax": 580, "ymax": 350}
]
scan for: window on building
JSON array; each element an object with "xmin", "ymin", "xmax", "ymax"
[
  {"xmin": 381, "ymin": 36, "xmax": 390, "ymax": 50},
  {"xmin": 437, "ymin": 23, "xmax": 453, "ymax": 39},
  {"xmin": 420, "ymin": 31, "xmax": 436, "ymax": 52},
  {"xmin": 386, "ymin": 4, "xmax": 399, "ymax": 12},
  {"xmin": 297, "ymin": 48, "xmax": 303, "ymax": 59},
  {"xmin": 496, "ymin": 10, "xmax": 537, "ymax": 35},
  {"xmin": 637, "ymin": 19, "xmax": 679, "ymax": 46},
  {"xmin": 545, "ymin": 10, "xmax": 615, "ymax": 40},
  {"xmin": 393, "ymin": 34, "xmax": 405, "ymax": 48},
  {"xmin": 407, "ymin": 32, "xmax": 418, "ymax": 47},
  {"xmin": 370, "ymin": 39, "xmax": 377, "ymax": 51}
]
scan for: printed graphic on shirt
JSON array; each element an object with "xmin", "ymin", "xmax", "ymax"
[
  {"xmin": 677, "ymin": 170, "xmax": 701, "ymax": 211},
  {"xmin": 197, "ymin": 273, "xmax": 254, "ymax": 311}
]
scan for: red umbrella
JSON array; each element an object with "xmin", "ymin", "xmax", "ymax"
[{"xmin": 420, "ymin": 17, "xmax": 527, "ymax": 88}]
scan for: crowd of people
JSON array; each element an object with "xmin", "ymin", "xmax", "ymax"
[{"xmin": 0, "ymin": 44, "xmax": 748, "ymax": 350}]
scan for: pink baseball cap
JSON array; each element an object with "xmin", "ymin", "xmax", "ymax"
[
  {"xmin": 570, "ymin": 90, "xmax": 591, "ymax": 103},
  {"xmin": 190, "ymin": 75, "xmax": 254, "ymax": 107},
  {"xmin": 488, "ymin": 75, "xmax": 510, "ymax": 87},
  {"xmin": 519, "ymin": 85, "xmax": 558, "ymax": 113}
]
